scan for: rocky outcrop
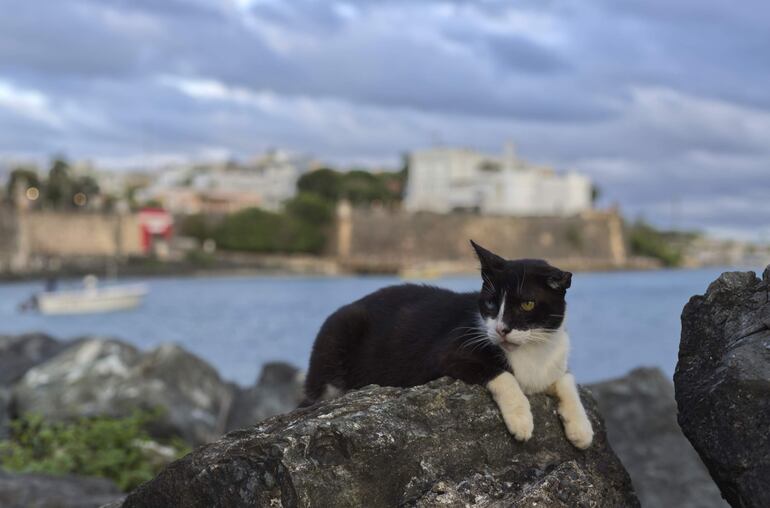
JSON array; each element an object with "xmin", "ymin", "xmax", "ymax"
[
  {"xmin": 11, "ymin": 338, "xmax": 234, "ymax": 445},
  {"xmin": 0, "ymin": 333, "xmax": 62, "ymax": 439},
  {"xmin": 0, "ymin": 333, "xmax": 62, "ymax": 386},
  {"xmin": 4, "ymin": 334, "xmax": 308, "ymax": 446},
  {"xmin": 589, "ymin": 367, "xmax": 727, "ymax": 508},
  {"xmin": 0, "ymin": 470, "xmax": 122, "ymax": 508},
  {"xmin": 0, "ymin": 387, "xmax": 9, "ymax": 439},
  {"xmin": 226, "ymin": 362, "xmax": 304, "ymax": 433},
  {"xmin": 675, "ymin": 268, "xmax": 770, "ymax": 508},
  {"xmin": 123, "ymin": 378, "xmax": 639, "ymax": 507}
]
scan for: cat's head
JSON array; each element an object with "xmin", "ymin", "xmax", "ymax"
[{"xmin": 470, "ymin": 240, "xmax": 571, "ymax": 352}]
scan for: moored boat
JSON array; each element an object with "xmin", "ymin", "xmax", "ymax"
[{"xmin": 24, "ymin": 275, "xmax": 148, "ymax": 315}]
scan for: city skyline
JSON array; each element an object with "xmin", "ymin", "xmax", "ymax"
[{"xmin": 1, "ymin": 1, "xmax": 769, "ymax": 240}]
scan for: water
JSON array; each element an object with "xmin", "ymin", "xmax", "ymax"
[{"xmin": 0, "ymin": 267, "xmax": 746, "ymax": 386}]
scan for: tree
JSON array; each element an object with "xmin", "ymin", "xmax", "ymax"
[
  {"xmin": 42, "ymin": 158, "xmax": 100, "ymax": 209},
  {"xmin": 297, "ymin": 166, "xmax": 405, "ymax": 207},
  {"xmin": 72, "ymin": 174, "xmax": 100, "ymax": 207},
  {"xmin": 284, "ymin": 192, "xmax": 334, "ymax": 227},
  {"xmin": 591, "ymin": 184, "xmax": 601, "ymax": 205},
  {"xmin": 45, "ymin": 158, "xmax": 73, "ymax": 209},
  {"xmin": 627, "ymin": 219, "xmax": 687, "ymax": 267},
  {"xmin": 340, "ymin": 170, "xmax": 381, "ymax": 204},
  {"xmin": 5, "ymin": 166, "xmax": 41, "ymax": 204},
  {"xmin": 297, "ymin": 168, "xmax": 341, "ymax": 202}
]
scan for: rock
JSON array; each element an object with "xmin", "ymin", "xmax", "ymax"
[
  {"xmin": 0, "ymin": 387, "xmax": 9, "ymax": 439},
  {"xmin": 122, "ymin": 378, "xmax": 639, "ymax": 507},
  {"xmin": 11, "ymin": 338, "xmax": 235, "ymax": 445},
  {"xmin": 0, "ymin": 470, "xmax": 122, "ymax": 508},
  {"xmin": 588, "ymin": 367, "xmax": 727, "ymax": 508},
  {"xmin": 675, "ymin": 268, "xmax": 770, "ymax": 508},
  {"xmin": 226, "ymin": 362, "xmax": 304, "ymax": 432},
  {"xmin": 0, "ymin": 333, "xmax": 62, "ymax": 386},
  {"xmin": 0, "ymin": 333, "xmax": 58, "ymax": 440}
]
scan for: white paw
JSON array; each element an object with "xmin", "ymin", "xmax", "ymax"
[
  {"xmin": 503, "ymin": 406, "xmax": 534, "ymax": 442},
  {"xmin": 564, "ymin": 417, "xmax": 593, "ymax": 449}
]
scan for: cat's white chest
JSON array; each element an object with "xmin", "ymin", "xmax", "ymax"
[{"xmin": 505, "ymin": 331, "xmax": 569, "ymax": 394}]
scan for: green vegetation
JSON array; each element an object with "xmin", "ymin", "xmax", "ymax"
[
  {"xmin": 0, "ymin": 412, "xmax": 188, "ymax": 492},
  {"xmin": 296, "ymin": 167, "xmax": 405, "ymax": 206},
  {"xmin": 5, "ymin": 166, "xmax": 41, "ymax": 204},
  {"xmin": 180, "ymin": 193, "xmax": 335, "ymax": 255},
  {"xmin": 4, "ymin": 158, "xmax": 100, "ymax": 209},
  {"xmin": 628, "ymin": 220, "xmax": 697, "ymax": 267},
  {"xmin": 181, "ymin": 164, "xmax": 405, "ymax": 255}
]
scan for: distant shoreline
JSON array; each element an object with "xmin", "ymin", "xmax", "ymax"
[{"xmin": 2, "ymin": 255, "xmax": 746, "ymax": 285}]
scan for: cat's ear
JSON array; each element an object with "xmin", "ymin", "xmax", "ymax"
[
  {"xmin": 470, "ymin": 240, "xmax": 505, "ymax": 272},
  {"xmin": 547, "ymin": 269, "xmax": 572, "ymax": 291}
]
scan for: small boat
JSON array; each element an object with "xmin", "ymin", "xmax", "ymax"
[{"xmin": 27, "ymin": 276, "xmax": 148, "ymax": 315}]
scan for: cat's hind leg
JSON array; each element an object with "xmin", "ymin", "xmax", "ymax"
[
  {"xmin": 301, "ymin": 304, "xmax": 362, "ymax": 407},
  {"xmin": 547, "ymin": 372, "xmax": 593, "ymax": 449}
]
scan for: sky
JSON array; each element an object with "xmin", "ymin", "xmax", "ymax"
[{"xmin": 0, "ymin": 0, "xmax": 769, "ymax": 240}]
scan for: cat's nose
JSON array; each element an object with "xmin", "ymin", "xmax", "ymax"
[{"xmin": 496, "ymin": 324, "xmax": 511, "ymax": 337}]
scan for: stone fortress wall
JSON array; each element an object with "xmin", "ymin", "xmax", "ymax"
[
  {"xmin": 0, "ymin": 209, "xmax": 143, "ymax": 274},
  {"xmin": 335, "ymin": 204, "xmax": 628, "ymax": 273}
]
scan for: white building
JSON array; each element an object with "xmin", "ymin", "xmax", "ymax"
[
  {"xmin": 140, "ymin": 150, "xmax": 311, "ymax": 214},
  {"xmin": 404, "ymin": 145, "xmax": 592, "ymax": 216}
]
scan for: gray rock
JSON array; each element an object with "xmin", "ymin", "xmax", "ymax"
[
  {"xmin": 0, "ymin": 387, "xmax": 9, "ymax": 439},
  {"xmin": 226, "ymin": 362, "xmax": 304, "ymax": 432},
  {"xmin": 0, "ymin": 470, "xmax": 122, "ymax": 508},
  {"xmin": 0, "ymin": 333, "xmax": 62, "ymax": 386},
  {"xmin": 11, "ymin": 338, "xmax": 235, "ymax": 445},
  {"xmin": 588, "ymin": 367, "xmax": 728, "ymax": 508},
  {"xmin": 122, "ymin": 378, "xmax": 639, "ymax": 508},
  {"xmin": 675, "ymin": 268, "xmax": 770, "ymax": 508}
]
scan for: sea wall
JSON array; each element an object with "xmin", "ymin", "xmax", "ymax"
[
  {"xmin": 0, "ymin": 209, "xmax": 143, "ymax": 275},
  {"xmin": 0, "ymin": 211, "xmax": 19, "ymax": 273},
  {"xmin": 336, "ymin": 206, "xmax": 630, "ymax": 273},
  {"xmin": 24, "ymin": 212, "xmax": 142, "ymax": 258}
]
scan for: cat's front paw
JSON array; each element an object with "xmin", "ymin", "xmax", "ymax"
[
  {"xmin": 564, "ymin": 417, "xmax": 593, "ymax": 449},
  {"xmin": 503, "ymin": 405, "xmax": 534, "ymax": 442}
]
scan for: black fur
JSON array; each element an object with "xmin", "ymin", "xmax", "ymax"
[{"xmin": 301, "ymin": 240, "xmax": 571, "ymax": 406}]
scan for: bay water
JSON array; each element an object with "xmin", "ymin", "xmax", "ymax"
[{"xmin": 0, "ymin": 267, "xmax": 746, "ymax": 386}]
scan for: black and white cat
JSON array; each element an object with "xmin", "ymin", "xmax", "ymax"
[{"xmin": 302, "ymin": 240, "xmax": 593, "ymax": 449}]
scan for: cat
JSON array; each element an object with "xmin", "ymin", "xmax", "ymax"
[{"xmin": 301, "ymin": 240, "xmax": 593, "ymax": 449}]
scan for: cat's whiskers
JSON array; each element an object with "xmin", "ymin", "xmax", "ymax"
[
  {"xmin": 457, "ymin": 326, "xmax": 496, "ymax": 352},
  {"xmin": 460, "ymin": 335, "xmax": 494, "ymax": 352}
]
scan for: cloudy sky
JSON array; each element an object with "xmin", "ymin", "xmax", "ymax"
[{"xmin": 1, "ymin": 0, "xmax": 769, "ymax": 240}]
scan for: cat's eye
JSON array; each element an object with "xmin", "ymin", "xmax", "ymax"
[
  {"xmin": 520, "ymin": 301, "xmax": 536, "ymax": 311},
  {"xmin": 483, "ymin": 299, "xmax": 497, "ymax": 311}
]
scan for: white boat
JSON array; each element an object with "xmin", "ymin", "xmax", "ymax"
[{"xmin": 35, "ymin": 279, "xmax": 148, "ymax": 315}]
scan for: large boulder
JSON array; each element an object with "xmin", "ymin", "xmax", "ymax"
[
  {"xmin": 589, "ymin": 367, "xmax": 727, "ymax": 508},
  {"xmin": 675, "ymin": 268, "xmax": 770, "ymax": 508},
  {"xmin": 123, "ymin": 378, "xmax": 639, "ymax": 507},
  {"xmin": 0, "ymin": 387, "xmax": 9, "ymax": 439},
  {"xmin": 11, "ymin": 338, "xmax": 235, "ymax": 445},
  {"xmin": 0, "ymin": 333, "xmax": 62, "ymax": 440},
  {"xmin": 0, "ymin": 333, "xmax": 62, "ymax": 386},
  {"xmin": 0, "ymin": 470, "xmax": 122, "ymax": 508},
  {"xmin": 226, "ymin": 362, "xmax": 304, "ymax": 432}
]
